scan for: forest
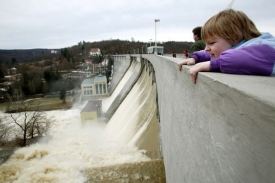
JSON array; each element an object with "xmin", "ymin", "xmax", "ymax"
[
  {"xmin": 0, "ymin": 39, "xmax": 193, "ymax": 63},
  {"xmin": 0, "ymin": 39, "xmax": 193, "ymax": 102}
]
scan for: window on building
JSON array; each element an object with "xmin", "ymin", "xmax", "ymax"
[
  {"xmin": 96, "ymin": 84, "xmax": 99, "ymax": 94},
  {"xmin": 99, "ymin": 84, "xmax": 102, "ymax": 94},
  {"xmin": 103, "ymin": 84, "xmax": 106, "ymax": 94}
]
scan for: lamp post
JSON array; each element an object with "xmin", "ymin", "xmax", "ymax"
[{"xmin": 155, "ymin": 19, "xmax": 160, "ymax": 46}]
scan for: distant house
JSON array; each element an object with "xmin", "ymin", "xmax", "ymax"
[
  {"xmin": 89, "ymin": 48, "xmax": 101, "ymax": 56},
  {"xmin": 4, "ymin": 74, "xmax": 21, "ymax": 81},
  {"xmin": 10, "ymin": 68, "xmax": 17, "ymax": 75},
  {"xmin": 6, "ymin": 68, "xmax": 17, "ymax": 75},
  {"xmin": 80, "ymin": 100, "xmax": 102, "ymax": 123},
  {"xmin": 0, "ymin": 83, "xmax": 8, "ymax": 99},
  {"xmin": 81, "ymin": 75, "xmax": 108, "ymax": 97},
  {"xmin": 85, "ymin": 59, "xmax": 92, "ymax": 64}
]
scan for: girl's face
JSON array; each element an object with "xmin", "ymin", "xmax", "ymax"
[{"xmin": 204, "ymin": 37, "xmax": 233, "ymax": 58}]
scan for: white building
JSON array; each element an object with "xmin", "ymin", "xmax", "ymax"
[
  {"xmin": 81, "ymin": 75, "xmax": 108, "ymax": 97},
  {"xmin": 89, "ymin": 48, "xmax": 101, "ymax": 56}
]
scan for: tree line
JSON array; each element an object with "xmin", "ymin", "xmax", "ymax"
[
  {"xmin": 0, "ymin": 39, "xmax": 193, "ymax": 63},
  {"xmin": 0, "ymin": 39, "xmax": 193, "ymax": 148},
  {"xmin": 0, "ymin": 39, "xmax": 192, "ymax": 100}
]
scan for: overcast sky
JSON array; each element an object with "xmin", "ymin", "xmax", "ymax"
[{"xmin": 0, "ymin": 0, "xmax": 274, "ymax": 49}]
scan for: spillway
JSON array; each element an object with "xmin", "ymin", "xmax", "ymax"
[
  {"xmin": 0, "ymin": 59, "xmax": 165, "ymax": 182},
  {"xmin": 102, "ymin": 60, "xmax": 137, "ymax": 112},
  {"xmin": 105, "ymin": 67, "xmax": 160, "ymax": 158}
]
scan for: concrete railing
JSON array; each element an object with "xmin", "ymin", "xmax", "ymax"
[{"xmin": 111, "ymin": 54, "xmax": 275, "ymax": 183}]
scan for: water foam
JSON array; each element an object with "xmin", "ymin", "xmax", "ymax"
[{"xmin": 0, "ymin": 108, "xmax": 151, "ymax": 182}]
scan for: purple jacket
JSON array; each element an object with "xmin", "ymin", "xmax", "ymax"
[{"xmin": 191, "ymin": 33, "xmax": 275, "ymax": 76}]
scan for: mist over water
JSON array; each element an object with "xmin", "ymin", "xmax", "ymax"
[
  {"xmin": 0, "ymin": 62, "xmax": 164, "ymax": 182},
  {"xmin": 0, "ymin": 107, "xmax": 151, "ymax": 182}
]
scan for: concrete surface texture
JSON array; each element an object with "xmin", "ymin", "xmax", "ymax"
[
  {"xmin": 139, "ymin": 54, "xmax": 275, "ymax": 183},
  {"xmin": 84, "ymin": 159, "xmax": 165, "ymax": 182}
]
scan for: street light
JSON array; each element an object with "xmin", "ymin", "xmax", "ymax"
[{"xmin": 155, "ymin": 19, "xmax": 160, "ymax": 46}]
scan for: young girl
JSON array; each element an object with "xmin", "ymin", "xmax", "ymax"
[{"xmin": 178, "ymin": 9, "xmax": 275, "ymax": 83}]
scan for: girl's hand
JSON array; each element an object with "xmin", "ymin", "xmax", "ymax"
[
  {"xmin": 189, "ymin": 61, "xmax": 211, "ymax": 83},
  {"xmin": 178, "ymin": 58, "xmax": 195, "ymax": 71}
]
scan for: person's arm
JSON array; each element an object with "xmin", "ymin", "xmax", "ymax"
[
  {"xmin": 191, "ymin": 50, "xmax": 211, "ymax": 63},
  {"xmin": 210, "ymin": 44, "xmax": 275, "ymax": 75},
  {"xmin": 178, "ymin": 58, "xmax": 195, "ymax": 71},
  {"xmin": 178, "ymin": 50, "xmax": 211, "ymax": 71},
  {"xmin": 189, "ymin": 61, "xmax": 211, "ymax": 83},
  {"xmin": 189, "ymin": 44, "xmax": 275, "ymax": 84}
]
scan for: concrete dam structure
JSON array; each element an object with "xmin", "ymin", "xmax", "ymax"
[{"xmin": 108, "ymin": 54, "xmax": 275, "ymax": 183}]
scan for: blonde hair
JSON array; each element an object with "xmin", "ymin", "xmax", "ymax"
[{"xmin": 201, "ymin": 9, "xmax": 261, "ymax": 44}]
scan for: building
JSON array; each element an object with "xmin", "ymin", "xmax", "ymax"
[
  {"xmin": 147, "ymin": 46, "xmax": 164, "ymax": 55},
  {"xmin": 81, "ymin": 78, "xmax": 94, "ymax": 96},
  {"xmin": 89, "ymin": 48, "xmax": 101, "ymax": 56},
  {"xmin": 80, "ymin": 100, "xmax": 102, "ymax": 123},
  {"xmin": 4, "ymin": 74, "xmax": 20, "ymax": 81},
  {"xmin": 81, "ymin": 75, "xmax": 108, "ymax": 98}
]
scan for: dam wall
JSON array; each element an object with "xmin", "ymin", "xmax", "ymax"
[
  {"xmin": 110, "ymin": 54, "xmax": 275, "ymax": 183},
  {"xmin": 108, "ymin": 55, "xmax": 131, "ymax": 95},
  {"xmin": 104, "ymin": 56, "xmax": 143, "ymax": 119},
  {"xmin": 142, "ymin": 54, "xmax": 275, "ymax": 183}
]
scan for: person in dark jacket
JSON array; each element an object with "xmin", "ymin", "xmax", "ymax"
[{"xmin": 188, "ymin": 26, "xmax": 206, "ymax": 56}]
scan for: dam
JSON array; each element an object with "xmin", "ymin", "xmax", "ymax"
[
  {"xmin": 108, "ymin": 54, "xmax": 275, "ymax": 183},
  {"xmin": 0, "ymin": 53, "xmax": 275, "ymax": 183}
]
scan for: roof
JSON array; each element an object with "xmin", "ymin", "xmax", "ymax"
[
  {"xmin": 81, "ymin": 78, "xmax": 94, "ymax": 85},
  {"xmin": 81, "ymin": 100, "xmax": 102, "ymax": 112},
  {"xmin": 94, "ymin": 75, "xmax": 107, "ymax": 82},
  {"xmin": 90, "ymin": 48, "xmax": 100, "ymax": 52}
]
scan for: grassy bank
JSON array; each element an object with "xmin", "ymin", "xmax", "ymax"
[{"xmin": 0, "ymin": 96, "xmax": 73, "ymax": 112}]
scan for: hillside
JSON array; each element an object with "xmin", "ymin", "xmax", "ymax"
[
  {"xmin": 0, "ymin": 49, "xmax": 60, "ymax": 63},
  {"xmin": 0, "ymin": 39, "xmax": 193, "ymax": 63}
]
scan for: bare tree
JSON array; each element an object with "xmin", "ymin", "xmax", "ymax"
[
  {"xmin": 6, "ymin": 101, "xmax": 51, "ymax": 147},
  {"xmin": 0, "ymin": 116, "xmax": 11, "ymax": 146}
]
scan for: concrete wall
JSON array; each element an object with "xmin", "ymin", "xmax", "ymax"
[
  {"xmin": 108, "ymin": 54, "xmax": 275, "ymax": 182},
  {"xmin": 140, "ymin": 54, "xmax": 275, "ymax": 183}
]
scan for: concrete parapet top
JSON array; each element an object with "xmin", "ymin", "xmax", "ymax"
[
  {"xmin": 198, "ymin": 71, "xmax": 275, "ymax": 108},
  {"xmin": 149, "ymin": 55, "xmax": 275, "ymax": 108}
]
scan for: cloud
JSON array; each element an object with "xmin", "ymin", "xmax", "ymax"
[{"xmin": 0, "ymin": 0, "xmax": 274, "ymax": 49}]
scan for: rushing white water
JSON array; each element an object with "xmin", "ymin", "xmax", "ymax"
[
  {"xmin": 0, "ymin": 64, "xmax": 162, "ymax": 182},
  {"xmin": 102, "ymin": 61, "xmax": 137, "ymax": 112},
  {"xmin": 105, "ymin": 67, "xmax": 160, "ymax": 158},
  {"xmin": 0, "ymin": 107, "xmax": 152, "ymax": 182}
]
